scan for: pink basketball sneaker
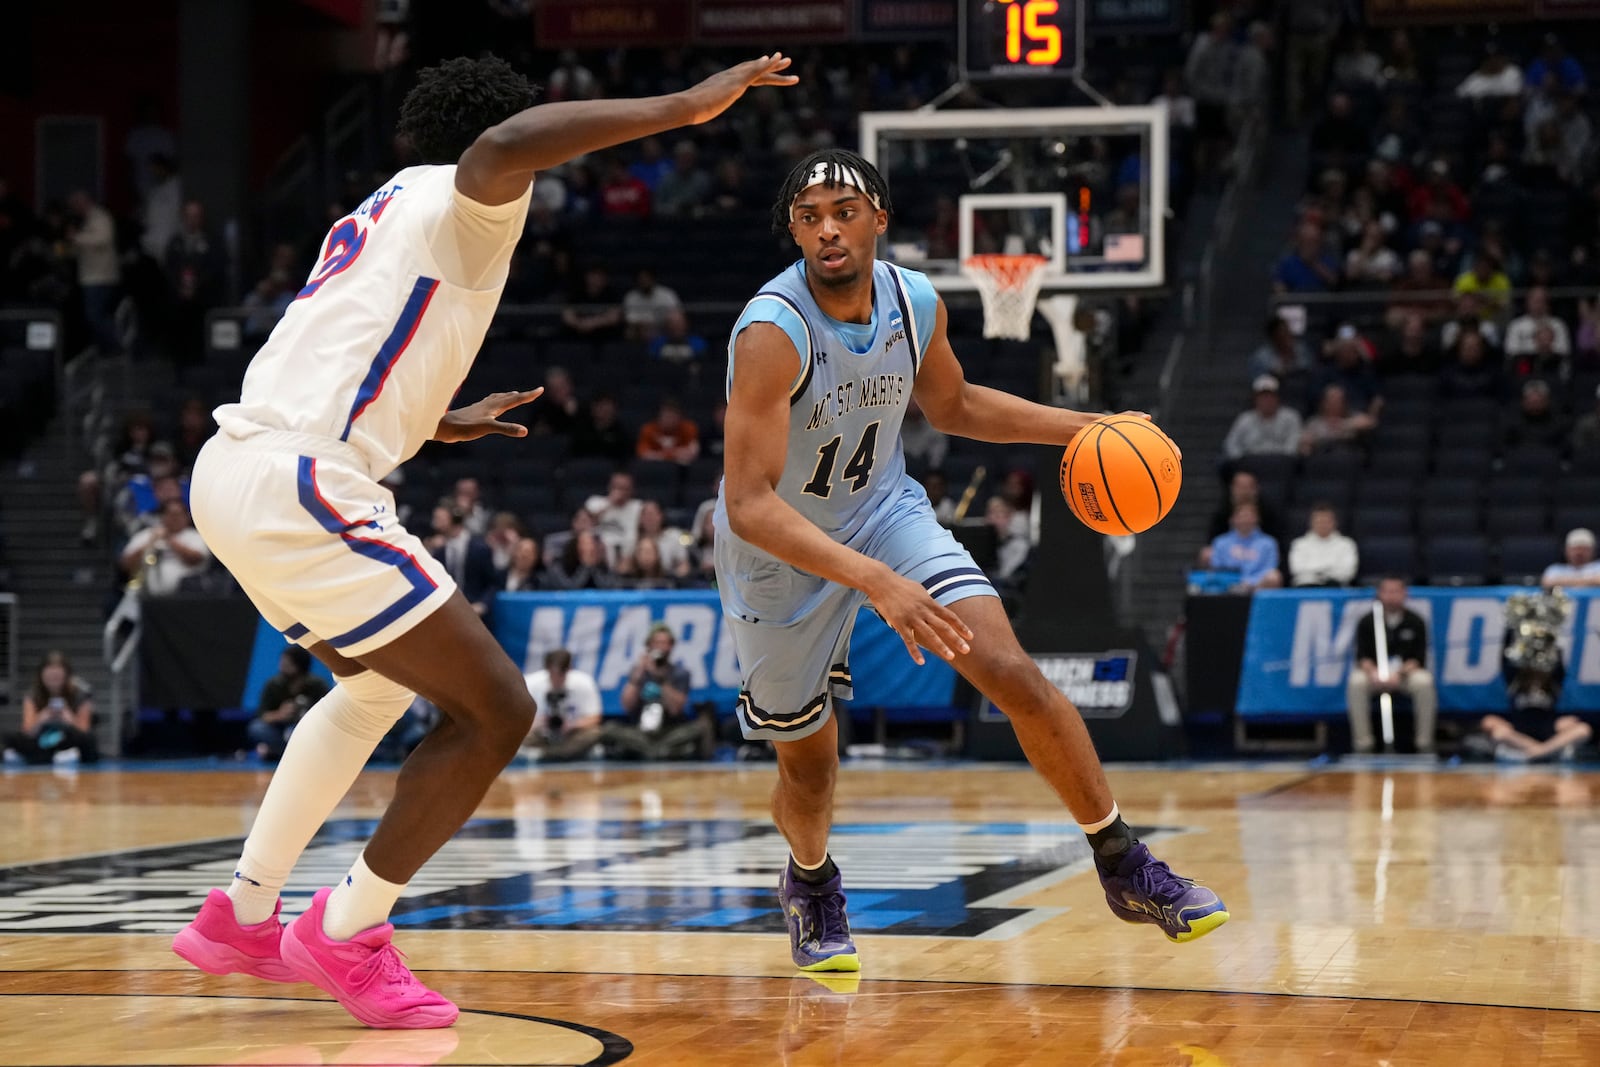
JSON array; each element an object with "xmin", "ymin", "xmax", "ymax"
[
  {"xmin": 172, "ymin": 889, "xmax": 299, "ymax": 983},
  {"xmin": 278, "ymin": 886, "xmax": 459, "ymax": 1030}
]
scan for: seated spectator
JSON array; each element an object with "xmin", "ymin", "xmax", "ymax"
[
  {"xmin": 1503, "ymin": 379, "xmax": 1567, "ymax": 450},
  {"xmin": 79, "ymin": 411, "xmax": 159, "ymax": 543},
  {"xmin": 689, "ymin": 502, "xmax": 717, "ymax": 586},
  {"xmin": 1526, "ymin": 33, "xmax": 1587, "ymax": 97},
  {"xmin": 502, "ymin": 537, "xmax": 544, "ymax": 592},
  {"xmin": 1273, "ymin": 219, "xmax": 1340, "ymax": 294},
  {"xmin": 599, "ymin": 156, "xmax": 651, "ymax": 221},
  {"xmin": 1200, "ymin": 502, "xmax": 1282, "ymax": 591},
  {"xmin": 1333, "ymin": 31, "xmax": 1384, "ymax": 89},
  {"xmin": 1571, "ymin": 385, "xmax": 1600, "ymax": 456},
  {"xmin": 1542, "ymin": 528, "xmax": 1600, "ymax": 588},
  {"xmin": 1289, "ymin": 504, "xmax": 1359, "ymax": 587},
  {"xmin": 1346, "ymin": 577, "xmax": 1436, "ymax": 754},
  {"xmin": 654, "ymin": 140, "xmax": 712, "ymax": 217},
  {"xmin": 1456, "ymin": 42, "xmax": 1523, "ymax": 100},
  {"xmin": 543, "ymin": 506, "xmax": 597, "ymax": 566},
  {"xmin": 708, "ymin": 157, "xmax": 752, "ymax": 213},
  {"xmin": 1385, "ymin": 249, "xmax": 1453, "ymax": 329},
  {"xmin": 561, "ymin": 266, "xmax": 623, "ymax": 340},
  {"xmin": 608, "ymin": 623, "xmax": 712, "ymax": 760},
  {"xmin": 485, "ymin": 511, "xmax": 526, "ymax": 572},
  {"xmin": 623, "ymin": 268, "xmax": 682, "ymax": 341},
  {"xmin": 628, "ymin": 137, "xmax": 672, "ymax": 192},
  {"xmin": 173, "ymin": 396, "xmax": 214, "ymax": 473},
  {"xmin": 637, "ymin": 398, "xmax": 700, "ymax": 464},
  {"xmin": 572, "ymin": 394, "xmax": 633, "ymax": 462},
  {"xmin": 531, "ymin": 366, "xmax": 587, "ymax": 439},
  {"xmin": 522, "ymin": 649, "xmax": 605, "ymax": 763},
  {"xmin": 616, "ymin": 537, "xmax": 680, "ymax": 589},
  {"xmin": 1506, "ymin": 286, "xmax": 1573, "ymax": 361},
  {"xmin": 1308, "ymin": 91, "xmax": 1368, "ymax": 173},
  {"xmin": 1406, "ymin": 159, "xmax": 1470, "ymax": 227},
  {"xmin": 246, "ymin": 647, "xmax": 329, "ymax": 761},
  {"xmin": 902, "ymin": 397, "xmax": 949, "ymax": 471},
  {"xmin": 650, "ymin": 308, "xmax": 707, "ymax": 365},
  {"xmin": 1247, "ymin": 316, "xmax": 1312, "ymax": 386},
  {"xmin": 922, "ymin": 469, "xmax": 957, "ymax": 525},
  {"xmin": 1376, "ymin": 313, "xmax": 1441, "ymax": 377},
  {"xmin": 638, "ymin": 499, "xmax": 691, "ymax": 577},
  {"xmin": 116, "ymin": 440, "xmax": 188, "ymax": 532},
  {"xmin": 545, "ymin": 530, "xmax": 615, "ymax": 590},
  {"xmin": 450, "ymin": 477, "xmax": 492, "ymax": 537},
  {"xmin": 1312, "ymin": 327, "xmax": 1381, "ymax": 414},
  {"xmin": 427, "ymin": 504, "xmax": 497, "ymax": 617},
  {"xmin": 1439, "ymin": 331, "xmax": 1506, "ymax": 400},
  {"xmin": 1344, "ymin": 220, "xmax": 1402, "ymax": 286},
  {"xmin": 2, "ymin": 652, "xmax": 98, "ymax": 766},
  {"xmin": 586, "ymin": 471, "xmax": 643, "ymax": 561},
  {"xmin": 1208, "ymin": 470, "xmax": 1285, "ymax": 544},
  {"xmin": 985, "ymin": 496, "xmax": 1032, "ymax": 585},
  {"xmin": 1440, "ymin": 294, "xmax": 1502, "ymax": 357},
  {"xmin": 1301, "ymin": 384, "xmax": 1376, "ymax": 456},
  {"xmin": 1452, "ymin": 255, "xmax": 1512, "ymax": 322},
  {"xmin": 121, "ymin": 498, "xmax": 211, "ymax": 594},
  {"xmin": 1223, "ymin": 374, "xmax": 1303, "ymax": 463}
]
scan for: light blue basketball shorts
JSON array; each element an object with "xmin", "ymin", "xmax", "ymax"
[{"xmin": 714, "ymin": 484, "xmax": 998, "ymax": 742}]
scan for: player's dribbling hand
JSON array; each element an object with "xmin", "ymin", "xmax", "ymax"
[
  {"xmin": 866, "ymin": 569, "xmax": 974, "ymax": 667},
  {"xmin": 434, "ymin": 388, "xmax": 545, "ymax": 443},
  {"xmin": 682, "ymin": 54, "xmax": 799, "ymax": 125}
]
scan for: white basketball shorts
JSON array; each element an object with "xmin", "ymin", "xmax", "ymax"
[{"xmin": 189, "ymin": 428, "xmax": 455, "ymax": 658}]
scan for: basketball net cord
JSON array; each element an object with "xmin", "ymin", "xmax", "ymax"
[{"xmin": 962, "ymin": 254, "xmax": 1049, "ymax": 341}]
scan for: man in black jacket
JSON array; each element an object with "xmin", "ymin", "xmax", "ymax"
[
  {"xmin": 428, "ymin": 504, "xmax": 498, "ymax": 617},
  {"xmin": 1346, "ymin": 576, "xmax": 1437, "ymax": 754}
]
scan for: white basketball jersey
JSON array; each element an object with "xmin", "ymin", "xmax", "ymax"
[{"xmin": 216, "ymin": 165, "xmax": 531, "ymax": 479}]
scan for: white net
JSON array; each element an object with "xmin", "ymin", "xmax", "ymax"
[{"xmin": 961, "ymin": 254, "xmax": 1049, "ymax": 341}]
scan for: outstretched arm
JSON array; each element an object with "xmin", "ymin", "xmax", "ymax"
[
  {"xmin": 456, "ymin": 54, "xmax": 797, "ymax": 206},
  {"xmin": 723, "ymin": 324, "xmax": 971, "ymax": 665},
  {"xmin": 912, "ymin": 297, "xmax": 1103, "ymax": 446}
]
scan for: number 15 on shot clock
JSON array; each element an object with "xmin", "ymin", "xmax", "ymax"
[{"xmin": 960, "ymin": 0, "xmax": 1084, "ymax": 81}]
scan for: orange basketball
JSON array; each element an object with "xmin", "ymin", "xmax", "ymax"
[{"xmin": 1060, "ymin": 415, "xmax": 1182, "ymax": 536}]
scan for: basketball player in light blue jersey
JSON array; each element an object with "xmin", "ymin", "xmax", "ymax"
[{"xmin": 714, "ymin": 150, "xmax": 1227, "ymax": 972}]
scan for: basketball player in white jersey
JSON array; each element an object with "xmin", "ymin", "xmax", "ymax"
[{"xmin": 170, "ymin": 53, "xmax": 797, "ymax": 1029}]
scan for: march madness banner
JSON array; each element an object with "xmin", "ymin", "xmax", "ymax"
[
  {"xmin": 491, "ymin": 590, "xmax": 957, "ymax": 715},
  {"xmin": 1237, "ymin": 587, "xmax": 1600, "ymax": 717}
]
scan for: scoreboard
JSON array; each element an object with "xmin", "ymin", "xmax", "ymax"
[{"xmin": 960, "ymin": 0, "xmax": 1085, "ymax": 80}]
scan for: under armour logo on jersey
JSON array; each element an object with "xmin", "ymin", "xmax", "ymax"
[{"xmin": 814, "ymin": 351, "xmax": 827, "ymax": 365}]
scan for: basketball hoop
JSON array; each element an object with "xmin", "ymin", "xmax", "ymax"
[{"xmin": 962, "ymin": 254, "xmax": 1049, "ymax": 341}]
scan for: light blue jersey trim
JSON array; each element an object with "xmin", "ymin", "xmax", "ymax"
[
  {"xmin": 727, "ymin": 292, "xmax": 813, "ymax": 401},
  {"xmin": 889, "ymin": 265, "xmax": 939, "ymax": 370}
]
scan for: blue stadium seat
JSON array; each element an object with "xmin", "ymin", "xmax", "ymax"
[
  {"xmin": 1357, "ymin": 535, "xmax": 1420, "ymax": 583},
  {"xmin": 1432, "ymin": 448, "xmax": 1495, "ymax": 479},
  {"xmin": 1426, "ymin": 535, "xmax": 1492, "ymax": 586},
  {"xmin": 1235, "ymin": 453, "xmax": 1298, "ymax": 486},
  {"xmin": 1417, "ymin": 505, "xmax": 1481, "ymax": 537},
  {"xmin": 1499, "ymin": 535, "xmax": 1560, "ymax": 585},
  {"xmin": 1301, "ymin": 449, "xmax": 1362, "ymax": 482},
  {"xmin": 1484, "ymin": 504, "xmax": 1549, "ymax": 539},
  {"xmin": 1501, "ymin": 444, "xmax": 1564, "ymax": 477},
  {"xmin": 1352, "ymin": 507, "xmax": 1412, "ymax": 538}
]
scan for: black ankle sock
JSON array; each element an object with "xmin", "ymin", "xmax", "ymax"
[
  {"xmin": 1086, "ymin": 818, "xmax": 1137, "ymax": 874},
  {"xmin": 791, "ymin": 854, "xmax": 839, "ymax": 885}
]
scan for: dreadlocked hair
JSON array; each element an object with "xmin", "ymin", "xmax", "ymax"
[
  {"xmin": 771, "ymin": 149, "xmax": 893, "ymax": 235},
  {"xmin": 398, "ymin": 55, "xmax": 540, "ymax": 165}
]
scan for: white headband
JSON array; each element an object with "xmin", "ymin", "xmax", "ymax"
[{"xmin": 790, "ymin": 162, "xmax": 881, "ymax": 219}]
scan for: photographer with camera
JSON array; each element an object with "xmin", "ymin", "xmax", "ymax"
[
  {"xmin": 247, "ymin": 647, "xmax": 330, "ymax": 760},
  {"xmin": 522, "ymin": 649, "xmax": 604, "ymax": 762},
  {"xmin": 609, "ymin": 622, "xmax": 713, "ymax": 759}
]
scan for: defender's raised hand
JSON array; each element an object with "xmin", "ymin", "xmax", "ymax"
[
  {"xmin": 434, "ymin": 388, "xmax": 544, "ymax": 443},
  {"xmin": 682, "ymin": 54, "xmax": 799, "ymax": 126}
]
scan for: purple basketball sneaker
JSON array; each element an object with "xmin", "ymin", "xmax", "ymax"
[
  {"xmin": 777, "ymin": 860, "xmax": 860, "ymax": 972},
  {"xmin": 1098, "ymin": 843, "xmax": 1229, "ymax": 943}
]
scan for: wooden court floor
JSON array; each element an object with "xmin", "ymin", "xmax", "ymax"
[{"xmin": 2, "ymin": 761, "xmax": 1598, "ymax": 1066}]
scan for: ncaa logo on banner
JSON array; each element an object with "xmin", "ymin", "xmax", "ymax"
[{"xmin": 989, "ymin": 651, "xmax": 1137, "ymax": 719}]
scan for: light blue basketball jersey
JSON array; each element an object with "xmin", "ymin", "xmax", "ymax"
[{"xmin": 715, "ymin": 259, "xmax": 939, "ymax": 550}]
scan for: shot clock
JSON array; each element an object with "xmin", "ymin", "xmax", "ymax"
[{"xmin": 959, "ymin": 0, "xmax": 1085, "ymax": 80}]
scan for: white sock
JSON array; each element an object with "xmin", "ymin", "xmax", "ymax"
[
  {"xmin": 791, "ymin": 853, "xmax": 828, "ymax": 871},
  {"xmin": 225, "ymin": 866, "xmax": 284, "ymax": 926},
  {"xmin": 221, "ymin": 670, "xmax": 413, "ymax": 925},
  {"xmin": 1078, "ymin": 803, "xmax": 1120, "ymax": 835},
  {"xmin": 323, "ymin": 852, "xmax": 407, "ymax": 940}
]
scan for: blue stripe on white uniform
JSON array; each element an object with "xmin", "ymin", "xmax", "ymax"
[
  {"xmin": 295, "ymin": 456, "xmax": 437, "ymax": 649},
  {"xmin": 340, "ymin": 276, "xmax": 439, "ymax": 441}
]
